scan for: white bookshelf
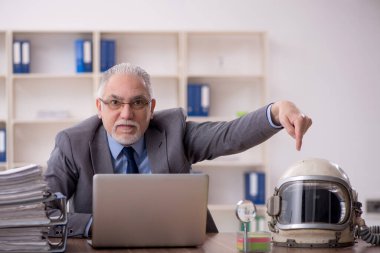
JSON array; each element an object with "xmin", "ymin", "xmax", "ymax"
[
  {"xmin": 11, "ymin": 31, "xmax": 94, "ymax": 74},
  {"xmin": 185, "ymin": 32, "xmax": 268, "ymax": 232},
  {"xmin": 12, "ymin": 76, "xmax": 94, "ymax": 120},
  {"xmin": 2, "ymin": 30, "xmax": 268, "ymax": 231}
]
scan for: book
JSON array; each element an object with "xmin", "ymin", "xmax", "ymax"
[
  {"xmin": 100, "ymin": 39, "xmax": 116, "ymax": 72},
  {"xmin": 244, "ymin": 171, "xmax": 265, "ymax": 205},
  {"xmin": 0, "ymin": 122, "xmax": 5, "ymax": 162}
]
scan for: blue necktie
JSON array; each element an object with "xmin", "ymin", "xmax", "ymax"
[{"xmin": 124, "ymin": 147, "xmax": 139, "ymax": 174}]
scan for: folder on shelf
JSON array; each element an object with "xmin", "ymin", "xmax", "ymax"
[
  {"xmin": 100, "ymin": 40, "xmax": 108, "ymax": 72},
  {"xmin": 75, "ymin": 39, "xmax": 93, "ymax": 73},
  {"xmin": 187, "ymin": 83, "xmax": 196, "ymax": 116},
  {"xmin": 83, "ymin": 40, "xmax": 92, "ymax": 72},
  {"xmin": 187, "ymin": 83, "xmax": 210, "ymax": 117},
  {"xmin": 75, "ymin": 39, "xmax": 84, "ymax": 72},
  {"xmin": 21, "ymin": 40, "xmax": 31, "ymax": 73},
  {"xmin": 0, "ymin": 122, "xmax": 5, "ymax": 162},
  {"xmin": 200, "ymin": 84, "xmax": 210, "ymax": 116},
  {"xmin": 100, "ymin": 39, "xmax": 116, "ymax": 72},
  {"xmin": 244, "ymin": 171, "xmax": 265, "ymax": 205},
  {"xmin": 12, "ymin": 41, "xmax": 22, "ymax": 74}
]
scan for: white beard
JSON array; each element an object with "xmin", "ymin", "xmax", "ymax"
[{"xmin": 112, "ymin": 119, "xmax": 141, "ymax": 145}]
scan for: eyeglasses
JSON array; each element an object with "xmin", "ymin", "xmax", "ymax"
[{"xmin": 99, "ymin": 97, "xmax": 151, "ymax": 110}]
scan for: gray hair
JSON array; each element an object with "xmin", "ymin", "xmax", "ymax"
[{"xmin": 97, "ymin": 63, "xmax": 152, "ymax": 98}]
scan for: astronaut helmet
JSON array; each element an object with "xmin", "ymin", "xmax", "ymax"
[{"xmin": 266, "ymin": 158, "xmax": 360, "ymax": 248}]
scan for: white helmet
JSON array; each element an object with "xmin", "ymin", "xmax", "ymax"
[{"xmin": 266, "ymin": 158, "xmax": 361, "ymax": 248}]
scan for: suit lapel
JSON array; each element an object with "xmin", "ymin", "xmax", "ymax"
[
  {"xmin": 145, "ymin": 127, "xmax": 169, "ymax": 174},
  {"xmin": 89, "ymin": 126, "xmax": 114, "ymax": 174}
]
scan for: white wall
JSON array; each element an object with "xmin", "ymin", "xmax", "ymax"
[{"xmin": 1, "ymin": 0, "xmax": 380, "ymax": 220}]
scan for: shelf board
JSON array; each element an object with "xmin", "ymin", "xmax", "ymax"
[
  {"xmin": 96, "ymin": 73, "xmax": 180, "ymax": 79},
  {"xmin": 187, "ymin": 74, "xmax": 264, "ymax": 80},
  {"xmin": 12, "ymin": 30, "xmax": 93, "ymax": 35},
  {"xmin": 150, "ymin": 74, "xmax": 180, "ymax": 79},
  {"xmin": 208, "ymin": 204, "xmax": 266, "ymax": 215},
  {"xmin": 193, "ymin": 160, "xmax": 263, "ymax": 168},
  {"xmin": 187, "ymin": 31, "xmax": 266, "ymax": 36},
  {"xmin": 12, "ymin": 118, "xmax": 82, "ymax": 125},
  {"xmin": 12, "ymin": 73, "xmax": 94, "ymax": 79},
  {"xmin": 187, "ymin": 116, "xmax": 236, "ymax": 122},
  {"xmin": 101, "ymin": 30, "xmax": 180, "ymax": 35}
]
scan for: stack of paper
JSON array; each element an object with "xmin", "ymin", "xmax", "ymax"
[{"xmin": 0, "ymin": 164, "xmax": 67, "ymax": 252}]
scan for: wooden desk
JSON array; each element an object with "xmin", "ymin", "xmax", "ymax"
[{"xmin": 65, "ymin": 233, "xmax": 379, "ymax": 253}]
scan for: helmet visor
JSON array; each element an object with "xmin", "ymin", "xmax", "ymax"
[{"xmin": 278, "ymin": 180, "xmax": 351, "ymax": 227}]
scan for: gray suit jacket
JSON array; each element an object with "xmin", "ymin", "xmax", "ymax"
[{"xmin": 44, "ymin": 106, "xmax": 280, "ymax": 237}]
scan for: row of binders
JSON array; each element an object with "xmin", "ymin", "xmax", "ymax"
[
  {"xmin": 12, "ymin": 39, "xmax": 116, "ymax": 74},
  {"xmin": 13, "ymin": 40, "xmax": 30, "ymax": 73},
  {"xmin": 0, "ymin": 164, "xmax": 68, "ymax": 252},
  {"xmin": 187, "ymin": 83, "xmax": 210, "ymax": 117},
  {"xmin": 75, "ymin": 39, "xmax": 116, "ymax": 72}
]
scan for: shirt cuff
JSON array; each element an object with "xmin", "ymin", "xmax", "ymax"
[
  {"xmin": 266, "ymin": 103, "xmax": 283, "ymax": 129},
  {"xmin": 84, "ymin": 216, "xmax": 93, "ymax": 238}
]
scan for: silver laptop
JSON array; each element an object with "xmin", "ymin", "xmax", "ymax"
[{"xmin": 89, "ymin": 173, "xmax": 209, "ymax": 248}]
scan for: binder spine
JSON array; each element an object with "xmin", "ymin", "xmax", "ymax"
[
  {"xmin": 21, "ymin": 41, "xmax": 31, "ymax": 73},
  {"xmin": 100, "ymin": 40, "xmax": 108, "ymax": 72},
  {"xmin": 13, "ymin": 41, "xmax": 22, "ymax": 74},
  {"xmin": 187, "ymin": 83, "xmax": 210, "ymax": 117},
  {"xmin": 107, "ymin": 40, "xmax": 116, "ymax": 70},
  {"xmin": 187, "ymin": 84, "xmax": 195, "ymax": 116},
  {"xmin": 244, "ymin": 172, "xmax": 265, "ymax": 205},
  {"xmin": 75, "ymin": 39, "xmax": 85, "ymax": 73},
  {"xmin": 200, "ymin": 84, "xmax": 210, "ymax": 116},
  {"xmin": 194, "ymin": 85, "xmax": 201, "ymax": 116},
  {"xmin": 75, "ymin": 39, "xmax": 92, "ymax": 73},
  {"xmin": 83, "ymin": 40, "xmax": 92, "ymax": 72},
  {"xmin": 100, "ymin": 39, "xmax": 116, "ymax": 72},
  {"xmin": 0, "ymin": 123, "xmax": 5, "ymax": 162}
]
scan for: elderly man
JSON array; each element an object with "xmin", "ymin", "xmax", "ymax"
[{"xmin": 44, "ymin": 62, "xmax": 312, "ymax": 238}]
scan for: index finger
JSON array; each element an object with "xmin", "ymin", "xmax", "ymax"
[{"xmin": 294, "ymin": 115, "xmax": 306, "ymax": 151}]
